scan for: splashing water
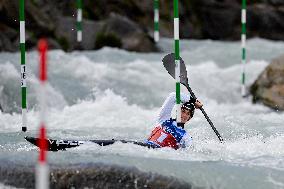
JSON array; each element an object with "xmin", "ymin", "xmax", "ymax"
[{"xmin": 0, "ymin": 38, "xmax": 283, "ymax": 189}]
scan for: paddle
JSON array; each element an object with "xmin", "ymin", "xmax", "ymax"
[{"xmin": 162, "ymin": 53, "xmax": 224, "ymax": 142}]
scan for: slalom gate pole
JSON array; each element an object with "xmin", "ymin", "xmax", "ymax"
[
  {"xmin": 241, "ymin": 0, "xmax": 247, "ymax": 97},
  {"xmin": 20, "ymin": 0, "xmax": 27, "ymax": 132},
  {"xmin": 174, "ymin": 0, "xmax": 181, "ymax": 123},
  {"xmin": 77, "ymin": 0, "xmax": 83, "ymax": 42},
  {"xmin": 154, "ymin": 0, "xmax": 159, "ymax": 42},
  {"xmin": 36, "ymin": 39, "xmax": 49, "ymax": 189}
]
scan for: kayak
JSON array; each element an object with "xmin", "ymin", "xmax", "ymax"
[{"xmin": 25, "ymin": 136, "xmax": 154, "ymax": 151}]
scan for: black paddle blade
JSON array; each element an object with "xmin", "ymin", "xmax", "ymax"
[{"xmin": 162, "ymin": 53, "xmax": 189, "ymax": 88}]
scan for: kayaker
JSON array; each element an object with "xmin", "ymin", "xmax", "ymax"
[{"xmin": 146, "ymin": 92, "xmax": 203, "ymax": 149}]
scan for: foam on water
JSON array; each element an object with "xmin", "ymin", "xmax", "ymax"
[{"xmin": 0, "ymin": 38, "xmax": 284, "ymax": 189}]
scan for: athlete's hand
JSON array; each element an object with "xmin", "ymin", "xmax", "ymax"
[{"xmin": 194, "ymin": 100, "xmax": 203, "ymax": 109}]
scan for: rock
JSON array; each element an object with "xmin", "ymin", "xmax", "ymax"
[
  {"xmin": 122, "ymin": 32, "xmax": 157, "ymax": 52},
  {"xmin": 46, "ymin": 38, "xmax": 61, "ymax": 49},
  {"xmin": 54, "ymin": 16, "xmax": 103, "ymax": 51},
  {"xmin": 0, "ymin": 163, "xmax": 198, "ymax": 189},
  {"xmin": 250, "ymin": 54, "xmax": 284, "ymax": 111},
  {"xmin": 268, "ymin": 0, "xmax": 284, "ymax": 6},
  {"xmin": 0, "ymin": 0, "xmax": 18, "ymax": 28},
  {"xmin": 1, "ymin": 0, "xmax": 284, "ymax": 52},
  {"xmin": 102, "ymin": 13, "xmax": 158, "ymax": 52},
  {"xmin": 81, "ymin": 20, "xmax": 104, "ymax": 50},
  {"xmin": 0, "ymin": 23, "xmax": 17, "ymax": 40},
  {"xmin": 25, "ymin": 0, "xmax": 55, "ymax": 36},
  {"xmin": 54, "ymin": 16, "xmax": 76, "ymax": 51},
  {"xmin": 0, "ymin": 0, "xmax": 56, "ymax": 51},
  {"xmin": 247, "ymin": 4, "xmax": 284, "ymax": 40},
  {"xmin": 0, "ymin": 1, "xmax": 18, "ymax": 51},
  {"xmin": 197, "ymin": 1, "xmax": 240, "ymax": 40},
  {"xmin": 0, "ymin": 33, "xmax": 14, "ymax": 52}
]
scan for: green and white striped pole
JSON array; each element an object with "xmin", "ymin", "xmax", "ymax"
[
  {"xmin": 20, "ymin": 0, "xmax": 27, "ymax": 132},
  {"xmin": 174, "ymin": 0, "xmax": 181, "ymax": 122},
  {"xmin": 241, "ymin": 0, "xmax": 246, "ymax": 97},
  {"xmin": 76, "ymin": 0, "xmax": 82, "ymax": 42},
  {"xmin": 154, "ymin": 0, "xmax": 159, "ymax": 42}
]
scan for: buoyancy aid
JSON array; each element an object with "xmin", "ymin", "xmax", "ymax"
[{"xmin": 147, "ymin": 119, "xmax": 187, "ymax": 149}]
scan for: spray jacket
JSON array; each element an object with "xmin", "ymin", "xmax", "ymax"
[{"xmin": 146, "ymin": 92, "xmax": 193, "ymax": 149}]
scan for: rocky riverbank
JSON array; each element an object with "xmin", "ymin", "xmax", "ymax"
[{"xmin": 1, "ymin": 0, "xmax": 284, "ymax": 52}]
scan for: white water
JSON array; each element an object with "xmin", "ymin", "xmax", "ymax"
[{"xmin": 0, "ymin": 38, "xmax": 284, "ymax": 189}]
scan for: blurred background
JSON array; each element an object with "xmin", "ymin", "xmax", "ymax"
[{"xmin": 1, "ymin": 0, "xmax": 284, "ymax": 52}]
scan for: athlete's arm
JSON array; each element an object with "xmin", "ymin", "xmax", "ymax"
[{"xmin": 157, "ymin": 92, "xmax": 192, "ymax": 123}]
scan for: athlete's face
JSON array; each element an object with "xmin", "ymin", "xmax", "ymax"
[{"xmin": 181, "ymin": 108, "xmax": 192, "ymax": 123}]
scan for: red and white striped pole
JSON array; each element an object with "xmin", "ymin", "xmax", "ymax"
[{"xmin": 36, "ymin": 39, "xmax": 49, "ymax": 189}]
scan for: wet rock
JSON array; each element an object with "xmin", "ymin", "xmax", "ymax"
[
  {"xmin": 25, "ymin": 0, "xmax": 55, "ymax": 35},
  {"xmin": 102, "ymin": 13, "xmax": 158, "ymax": 52},
  {"xmin": 0, "ymin": 23, "xmax": 17, "ymax": 41},
  {"xmin": 247, "ymin": 4, "xmax": 284, "ymax": 40},
  {"xmin": 1, "ymin": 0, "xmax": 284, "ymax": 52},
  {"xmin": 0, "ymin": 1, "xmax": 18, "ymax": 52},
  {"xmin": 0, "ymin": 0, "xmax": 18, "ymax": 28},
  {"xmin": 196, "ymin": 0, "xmax": 240, "ymax": 40},
  {"xmin": 0, "ymin": 163, "xmax": 198, "ymax": 189},
  {"xmin": 54, "ymin": 16, "xmax": 103, "ymax": 51},
  {"xmin": 0, "ymin": 32, "xmax": 14, "ymax": 52},
  {"xmin": 250, "ymin": 54, "xmax": 284, "ymax": 111},
  {"xmin": 45, "ymin": 38, "xmax": 61, "ymax": 50},
  {"xmin": 268, "ymin": 0, "xmax": 284, "ymax": 6}
]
